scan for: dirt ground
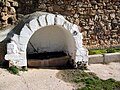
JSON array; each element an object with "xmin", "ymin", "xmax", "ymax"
[
  {"xmin": 0, "ymin": 68, "xmax": 74, "ymax": 90},
  {"xmin": 0, "ymin": 62, "xmax": 120, "ymax": 90},
  {"xmin": 87, "ymin": 62, "xmax": 120, "ymax": 81}
]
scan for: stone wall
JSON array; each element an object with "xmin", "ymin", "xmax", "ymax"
[
  {"xmin": 0, "ymin": 0, "xmax": 120, "ymax": 48},
  {"xmin": 0, "ymin": 0, "xmax": 18, "ymax": 28}
]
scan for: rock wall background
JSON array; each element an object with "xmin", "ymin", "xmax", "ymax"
[
  {"xmin": 0, "ymin": 0, "xmax": 120, "ymax": 49},
  {"xmin": 0, "ymin": 42, "xmax": 6, "ymax": 61}
]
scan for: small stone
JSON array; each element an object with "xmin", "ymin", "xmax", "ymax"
[
  {"xmin": 74, "ymin": 14, "xmax": 79, "ymax": 18},
  {"xmin": 110, "ymin": 13, "xmax": 115, "ymax": 19},
  {"xmin": 12, "ymin": 1, "xmax": 18, "ymax": 7},
  {"xmin": 2, "ymin": 21, "xmax": 8, "ymax": 25},
  {"xmin": 1, "ymin": 12, "xmax": 7, "ymax": 17},
  {"xmin": 38, "ymin": 3, "xmax": 47, "ymax": 10},
  {"xmin": 8, "ymin": 7, "xmax": 16, "ymax": 14},
  {"xmin": 66, "ymin": 5, "xmax": 73, "ymax": 11},
  {"xmin": 53, "ymin": 5, "xmax": 64, "ymax": 12},
  {"xmin": 71, "ymin": 9, "xmax": 76, "ymax": 14},
  {"xmin": 2, "ymin": 15, "xmax": 8, "ymax": 21},
  {"xmin": 8, "ymin": 0, "xmax": 14, "ymax": 2},
  {"xmin": 75, "ymin": 18, "xmax": 80, "ymax": 25},
  {"xmin": 6, "ymin": 1, "xmax": 11, "ymax": 7},
  {"xmin": 71, "ymin": 1, "xmax": 76, "ymax": 6},
  {"xmin": 48, "ymin": 6, "xmax": 53, "ymax": 12},
  {"xmin": 2, "ymin": 7, "xmax": 7, "ymax": 12},
  {"xmin": 84, "ymin": 26, "xmax": 89, "ymax": 30}
]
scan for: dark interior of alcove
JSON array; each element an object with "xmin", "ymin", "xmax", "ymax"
[
  {"xmin": 27, "ymin": 51, "xmax": 67, "ymax": 60},
  {"xmin": 27, "ymin": 51, "xmax": 72, "ymax": 68}
]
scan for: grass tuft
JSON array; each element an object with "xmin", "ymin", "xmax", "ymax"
[{"xmin": 7, "ymin": 66, "xmax": 19, "ymax": 75}]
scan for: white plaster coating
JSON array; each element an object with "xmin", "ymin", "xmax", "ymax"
[
  {"xmin": 11, "ymin": 34, "xmax": 19, "ymax": 45},
  {"xmin": 18, "ymin": 44, "xmax": 27, "ymax": 52},
  {"xmin": 62, "ymin": 28, "xmax": 76, "ymax": 60},
  {"xmin": 5, "ymin": 54, "xmax": 24, "ymax": 66},
  {"xmin": 20, "ymin": 24, "xmax": 34, "ymax": 37},
  {"xmin": 38, "ymin": 15, "xmax": 47, "ymax": 26},
  {"xmin": 19, "ymin": 36, "xmax": 29, "ymax": 45},
  {"xmin": 27, "ymin": 26, "xmax": 67, "ymax": 53},
  {"xmin": 63, "ymin": 21, "xmax": 73, "ymax": 33},
  {"xmin": 72, "ymin": 24, "xmax": 80, "ymax": 33},
  {"xmin": 56, "ymin": 15, "xmax": 65, "ymax": 25},
  {"xmin": 29, "ymin": 19, "xmax": 40, "ymax": 32},
  {"xmin": 5, "ymin": 13, "xmax": 88, "ymax": 67},
  {"xmin": 7, "ymin": 41, "xmax": 19, "ymax": 54},
  {"xmin": 46, "ymin": 14, "xmax": 55, "ymax": 25},
  {"xmin": 5, "ymin": 54, "xmax": 23, "ymax": 60}
]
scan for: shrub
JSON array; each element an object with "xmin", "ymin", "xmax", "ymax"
[{"xmin": 106, "ymin": 48, "xmax": 116, "ymax": 53}]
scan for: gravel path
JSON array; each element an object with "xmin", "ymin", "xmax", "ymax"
[{"xmin": 0, "ymin": 69, "xmax": 74, "ymax": 90}]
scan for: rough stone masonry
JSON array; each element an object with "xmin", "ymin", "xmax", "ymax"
[{"xmin": 0, "ymin": 0, "xmax": 120, "ymax": 49}]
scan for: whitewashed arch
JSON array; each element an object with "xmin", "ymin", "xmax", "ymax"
[{"xmin": 5, "ymin": 13, "xmax": 88, "ymax": 68}]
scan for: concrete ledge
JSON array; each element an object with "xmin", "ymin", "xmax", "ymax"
[
  {"xmin": 89, "ymin": 54, "xmax": 104, "ymax": 64},
  {"xmin": 89, "ymin": 52, "xmax": 120, "ymax": 64},
  {"xmin": 104, "ymin": 53, "xmax": 120, "ymax": 63}
]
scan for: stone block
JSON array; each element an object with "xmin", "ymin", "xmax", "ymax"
[
  {"xmin": 11, "ymin": 34, "xmax": 19, "ymax": 44},
  {"xmin": 2, "ymin": 16, "xmax": 8, "ymax": 21},
  {"xmin": 29, "ymin": 18, "xmax": 40, "ymax": 32},
  {"xmin": 7, "ymin": 41, "xmax": 18, "ymax": 54},
  {"xmin": 20, "ymin": 24, "xmax": 33, "ymax": 37},
  {"xmin": 38, "ymin": 15, "xmax": 47, "ymax": 27},
  {"xmin": 56, "ymin": 15, "xmax": 65, "ymax": 25},
  {"xmin": 9, "ymin": 7, "xmax": 16, "ymax": 14},
  {"xmin": 6, "ymin": 2, "xmax": 11, "ymax": 7},
  {"xmin": 19, "ymin": 36, "xmax": 29, "ymax": 45},
  {"xmin": 18, "ymin": 44, "xmax": 26, "ymax": 52},
  {"xmin": 46, "ymin": 14, "xmax": 55, "ymax": 25},
  {"xmin": 11, "ymin": 1, "xmax": 18, "ymax": 7},
  {"xmin": 63, "ymin": 21, "xmax": 73, "ymax": 32}
]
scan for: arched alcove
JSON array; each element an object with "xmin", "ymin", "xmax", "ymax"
[
  {"xmin": 5, "ymin": 12, "xmax": 88, "ymax": 68},
  {"xmin": 27, "ymin": 25, "xmax": 76, "ymax": 67}
]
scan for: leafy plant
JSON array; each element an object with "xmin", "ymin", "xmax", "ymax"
[
  {"xmin": 7, "ymin": 65, "xmax": 28, "ymax": 75},
  {"xmin": 7, "ymin": 66, "xmax": 19, "ymax": 75}
]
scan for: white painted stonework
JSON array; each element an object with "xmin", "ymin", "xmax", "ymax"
[{"xmin": 5, "ymin": 12, "xmax": 88, "ymax": 68}]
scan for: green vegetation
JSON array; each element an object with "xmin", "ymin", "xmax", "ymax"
[
  {"xmin": 7, "ymin": 66, "xmax": 19, "ymax": 75},
  {"xmin": 7, "ymin": 66, "xmax": 28, "ymax": 75},
  {"xmin": 57, "ymin": 70, "xmax": 120, "ymax": 90},
  {"xmin": 89, "ymin": 48, "xmax": 120, "ymax": 55}
]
